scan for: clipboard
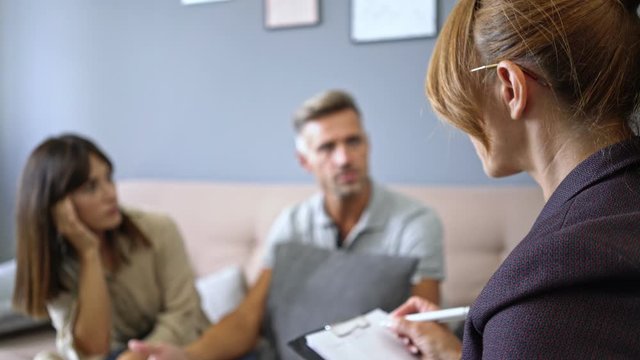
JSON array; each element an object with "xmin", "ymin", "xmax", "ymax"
[
  {"xmin": 288, "ymin": 309, "xmax": 415, "ymax": 360},
  {"xmin": 288, "ymin": 333, "xmax": 325, "ymax": 360}
]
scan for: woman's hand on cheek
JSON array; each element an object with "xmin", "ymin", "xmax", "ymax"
[{"xmin": 53, "ymin": 197, "xmax": 99, "ymax": 256}]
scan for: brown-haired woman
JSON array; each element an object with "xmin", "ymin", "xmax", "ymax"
[
  {"xmin": 390, "ymin": 0, "xmax": 640, "ymax": 358},
  {"xmin": 13, "ymin": 134, "xmax": 209, "ymax": 360}
]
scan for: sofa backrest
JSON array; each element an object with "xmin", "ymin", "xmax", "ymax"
[{"xmin": 117, "ymin": 181, "xmax": 544, "ymax": 308}]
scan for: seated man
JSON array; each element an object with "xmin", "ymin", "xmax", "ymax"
[{"xmin": 130, "ymin": 90, "xmax": 444, "ymax": 360}]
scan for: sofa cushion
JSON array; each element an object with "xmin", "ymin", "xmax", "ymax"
[
  {"xmin": 195, "ymin": 265, "xmax": 247, "ymax": 323},
  {"xmin": 263, "ymin": 242, "xmax": 418, "ymax": 360},
  {"xmin": 0, "ymin": 260, "xmax": 49, "ymax": 337},
  {"xmin": 117, "ymin": 181, "xmax": 544, "ymax": 309}
]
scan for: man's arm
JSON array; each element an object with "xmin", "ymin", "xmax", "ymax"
[
  {"xmin": 185, "ymin": 270, "xmax": 272, "ymax": 360},
  {"xmin": 411, "ymin": 278, "xmax": 440, "ymax": 305},
  {"xmin": 183, "ymin": 209, "xmax": 299, "ymax": 360},
  {"xmin": 401, "ymin": 209, "xmax": 444, "ymax": 306},
  {"xmin": 131, "ymin": 270, "xmax": 272, "ymax": 360}
]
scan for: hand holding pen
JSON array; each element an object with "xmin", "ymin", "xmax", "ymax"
[{"xmin": 388, "ymin": 296, "xmax": 464, "ymax": 360}]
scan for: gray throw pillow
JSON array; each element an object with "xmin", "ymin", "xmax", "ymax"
[{"xmin": 262, "ymin": 242, "xmax": 419, "ymax": 360}]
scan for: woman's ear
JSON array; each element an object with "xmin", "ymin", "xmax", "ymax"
[{"xmin": 496, "ymin": 60, "xmax": 528, "ymax": 120}]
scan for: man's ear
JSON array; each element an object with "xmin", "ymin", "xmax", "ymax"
[
  {"xmin": 496, "ymin": 60, "xmax": 528, "ymax": 120},
  {"xmin": 296, "ymin": 151, "xmax": 312, "ymax": 173},
  {"xmin": 295, "ymin": 135, "xmax": 313, "ymax": 173}
]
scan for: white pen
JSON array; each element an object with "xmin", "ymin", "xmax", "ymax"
[{"xmin": 404, "ymin": 306, "xmax": 470, "ymax": 323}]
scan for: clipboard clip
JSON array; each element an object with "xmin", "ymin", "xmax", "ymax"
[{"xmin": 324, "ymin": 315, "xmax": 370, "ymax": 337}]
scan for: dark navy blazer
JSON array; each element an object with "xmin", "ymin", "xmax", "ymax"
[{"xmin": 463, "ymin": 137, "xmax": 640, "ymax": 359}]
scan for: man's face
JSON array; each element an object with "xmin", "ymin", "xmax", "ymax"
[{"xmin": 297, "ymin": 109, "xmax": 370, "ymax": 198}]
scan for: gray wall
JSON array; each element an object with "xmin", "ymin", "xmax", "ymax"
[{"xmin": 0, "ymin": 0, "xmax": 533, "ymax": 261}]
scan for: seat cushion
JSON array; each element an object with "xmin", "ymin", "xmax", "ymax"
[{"xmin": 0, "ymin": 260, "xmax": 49, "ymax": 337}]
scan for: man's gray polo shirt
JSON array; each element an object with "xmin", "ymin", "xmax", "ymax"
[{"xmin": 262, "ymin": 183, "xmax": 444, "ymax": 282}]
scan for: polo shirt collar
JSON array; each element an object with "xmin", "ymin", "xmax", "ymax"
[
  {"xmin": 313, "ymin": 181, "xmax": 387, "ymax": 232},
  {"xmin": 358, "ymin": 182, "xmax": 389, "ymax": 230}
]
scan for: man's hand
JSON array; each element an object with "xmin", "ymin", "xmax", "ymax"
[
  {"xmin": 116, "ymin": 350, "xmax": 146, "ymax": 360},
  {"xmin": 390, "ymin": 296, "xmax": 462, "ymax": 360},
  {"xmin": 128, "ymin": 340, "xmax": 190, "ymax": 360}
]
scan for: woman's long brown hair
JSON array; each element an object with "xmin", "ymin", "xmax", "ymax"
[{"xmin": 13, "ymin": 134, "xmax": 149, "ymax": 318}]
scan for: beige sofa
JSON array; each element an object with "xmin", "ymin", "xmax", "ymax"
[{"xmin": 0, "ymin": 180, "xmax": 544, "ymax": 359}]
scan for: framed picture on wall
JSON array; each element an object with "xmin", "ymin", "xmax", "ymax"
[
  {"xmin": 265, "ymin": 0, "xmax": 320, "ymax": 29},
  {"xmin": 351, "ymin": 0, "xmax": 437, "ymax": 43}
]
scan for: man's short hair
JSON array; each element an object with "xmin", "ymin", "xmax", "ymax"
[{"xmin": 292, "ymin": 90, "xmax": 361, "ymax": 134}]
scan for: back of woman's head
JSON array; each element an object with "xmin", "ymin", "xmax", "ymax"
[
  {"xmin": 13, "ymin": 134, "xmax": 112, "ymax": 317},
  {"xmin": 427, "ymin": 0, "xmax": 640, "ymax": 146}
]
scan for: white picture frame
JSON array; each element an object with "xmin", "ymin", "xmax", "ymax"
[
  {"xmin": 181, "ymin": 0, "xmax": 231, "ymax": 5},
  {"xmin": 351, "ymin": 0, "xmax": 437, "ymax": 43}
]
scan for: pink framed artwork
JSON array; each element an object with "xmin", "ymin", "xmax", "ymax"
[{"xmin": 265, "ymin": 0, "xmax": 320, "ymax": 29}]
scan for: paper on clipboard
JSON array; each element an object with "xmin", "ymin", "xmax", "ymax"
[{"xmin": 305, "ymin": 309, "xmax": 415, "ymax": 360}]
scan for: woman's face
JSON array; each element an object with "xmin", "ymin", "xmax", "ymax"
[{"xmin": 69, "ymin": 153, "xmax": 122, "ymax": 233}]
